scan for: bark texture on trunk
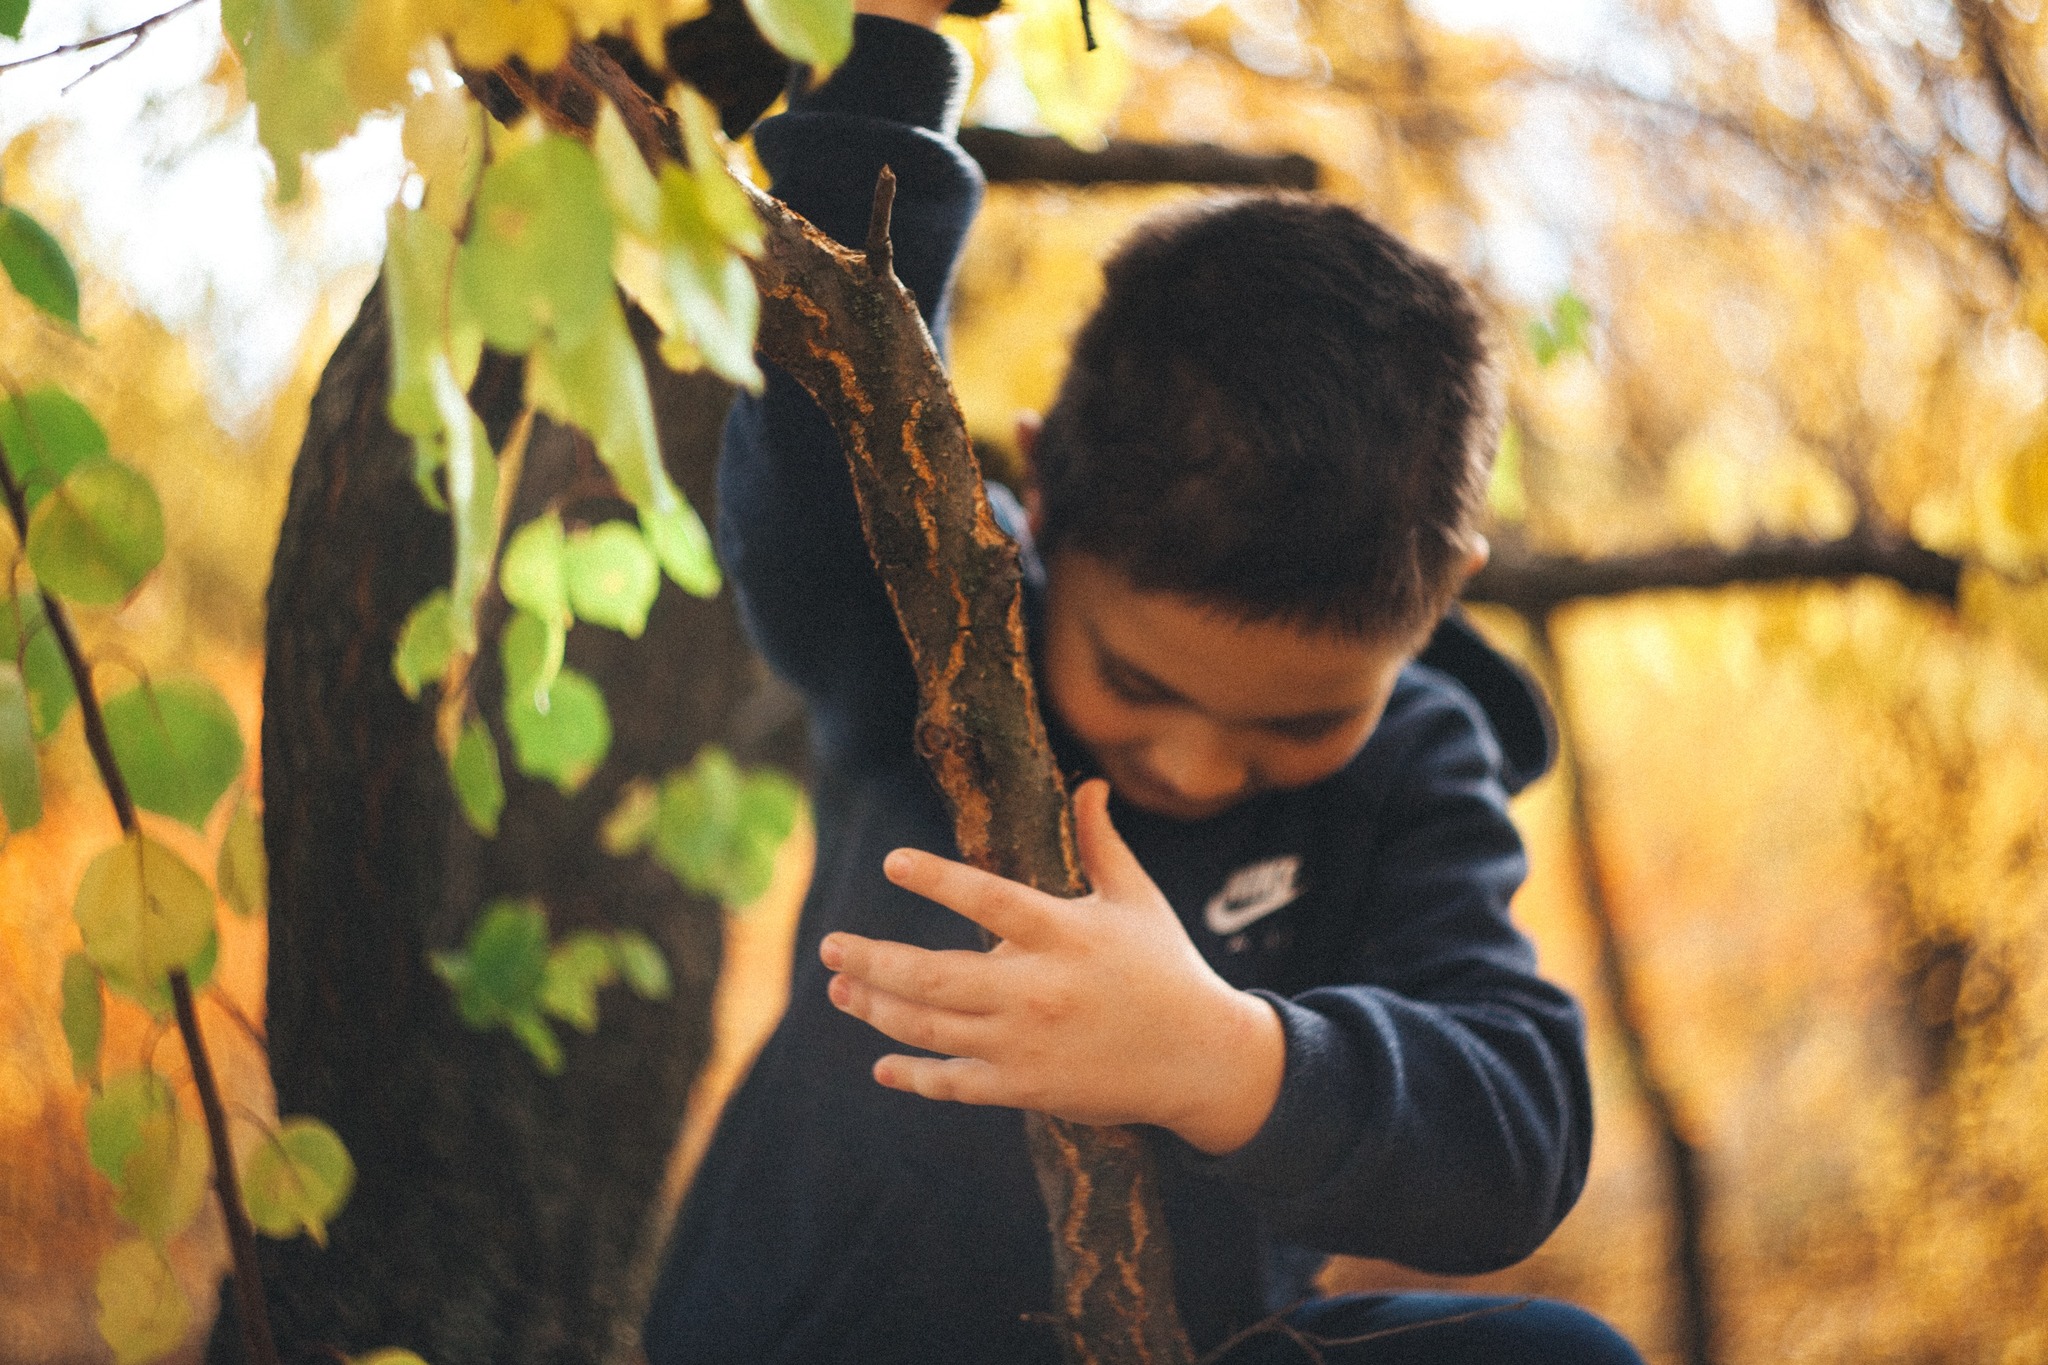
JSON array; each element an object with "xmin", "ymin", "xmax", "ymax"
[{"xmin": 214, "ymin": 287, "xmax": 796, "ymax": 1365}]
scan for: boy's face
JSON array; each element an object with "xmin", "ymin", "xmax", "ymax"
[{"xmin": 1041, "ymin": 551, "xmax": 1417, "ymax": 823}]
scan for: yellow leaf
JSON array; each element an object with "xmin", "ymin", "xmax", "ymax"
[{"xmin": 96, "ymin": 1240, "xmax": 189, "ymax": 1365}]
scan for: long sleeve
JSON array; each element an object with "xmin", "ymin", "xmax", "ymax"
[
  {"xmin": 1174, "ymin": 674, "xmax": 1593, "ymax": 1275},
  {"xmin": 717, "ymin": 17, "xmax": 985, "ymax": 763}
]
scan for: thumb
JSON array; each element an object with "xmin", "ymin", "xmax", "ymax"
[{"xmin": 1073, "ymin": 778, "xmax": 1150, "ymax": 902}]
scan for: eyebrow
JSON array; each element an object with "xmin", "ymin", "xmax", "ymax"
[{"xmin": 1092, "ymin": 634, "xmax": 1368, "ymax": 736}]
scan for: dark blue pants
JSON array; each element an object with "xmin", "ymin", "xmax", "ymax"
[{"xmin": 1216, "ymin": 1293, "xmax": 1645, "ymax": 1365}]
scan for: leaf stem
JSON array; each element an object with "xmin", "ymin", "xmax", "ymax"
[
  {"xmin": 0, "ymin": 0, "xmax": 206, "ymax": 79},
  {"xmin": 172, "ymin": 969, "xmax": 281, "ymax": 1365}
]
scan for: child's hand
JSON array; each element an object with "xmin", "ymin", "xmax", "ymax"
[{"xmin": 820, "ymin": 779, "xmax": 1286, "ymax": 1154}]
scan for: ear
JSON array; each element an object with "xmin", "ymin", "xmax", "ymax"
[
  {"xmin": 1014, "ymin": 411, "xmax": 1044, "ymax": 536},
  {"xmin": 1455, "ymin": 533, "xmax": 1490, "ymax": 589}
]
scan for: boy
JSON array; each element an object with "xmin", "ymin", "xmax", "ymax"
[{"xmin": 645, "ymin": 7, "xmax": 1644, "ymax": 1362}]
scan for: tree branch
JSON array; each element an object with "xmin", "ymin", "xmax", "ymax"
[
  {"xmin": 736, "ymin": 162, "xmax": 1195, "ymax": 1365},
  {"xmin": 1466, "ymin": 528, "xmax": 1965, "ymax": 616},
  {"xmin": 957, "ymin": 128, "xmax": 1319, "ymax": 188},
  {"xmin": 0, "ymin": 0, "xmax": 204, "ymax": 80},
  {"xmin": 0, "ymin": 398, "xmax": 279, "ymax": 1365}
]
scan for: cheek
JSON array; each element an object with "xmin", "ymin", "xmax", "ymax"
[{"xmin": 1043, "ymin": 635, "xmax": 1147, "ymax": 749}]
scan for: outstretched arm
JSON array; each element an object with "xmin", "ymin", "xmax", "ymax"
[{"xmin": 718, "ymin": 8, "xmax": 985, "ymax": 761}]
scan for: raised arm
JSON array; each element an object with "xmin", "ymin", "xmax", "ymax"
[{"xmin": 717, "ymin": 11, "xmax": 985, "ymax": 762}]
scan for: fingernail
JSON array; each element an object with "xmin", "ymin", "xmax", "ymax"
[
  {"xmin": 820, "ymin": 935, "xmax": 844, "ymax": 968},
  {"xmin": 827, "ymin": 975, "xmax": 849, "ymax": 1007},
  {"xmin": 883, "ymin": 849, "xmax": 911, "ymax": 880}
]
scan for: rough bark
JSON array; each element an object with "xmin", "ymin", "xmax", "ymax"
[
  {"xmin": 213, "ymin": 286, "xmax": 799, "ymax": 1365},
  {"xmin": 743, "ymin": 166, "xmax": 1195, "ymax": 1365}
]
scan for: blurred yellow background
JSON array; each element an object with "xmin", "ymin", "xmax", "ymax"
[{"xmin": 4, "ymin": 0, "xmax": 2048, "ymax": 1361}]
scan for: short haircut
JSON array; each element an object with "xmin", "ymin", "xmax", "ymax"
[{"xmin": 1031, "ymin": 194, "xmax": 1500, "ymax": 641}]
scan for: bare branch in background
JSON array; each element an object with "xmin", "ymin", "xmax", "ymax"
[
  {"xmin": 958, "ymin": 128, "xmax": 1320, "ymax": 189},
  {"xmin": 0, "ymin": 0, "xmax": 204, "ymax": 82},
  {"xmin": 1468, "ymin": 528, "xmax": 1967, "ymax": 616}
]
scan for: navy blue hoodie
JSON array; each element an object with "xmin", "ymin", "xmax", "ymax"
[{"xmin": 644, "ymin": 20, "xmax": 1591, "ymax": 1363}]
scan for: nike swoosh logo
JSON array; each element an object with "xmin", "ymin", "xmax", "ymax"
[{"xmin": 1203, "ymin": 856, "xmax": 1302, "ymax": 936}]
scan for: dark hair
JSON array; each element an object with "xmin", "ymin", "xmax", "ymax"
[{"xmin": 1031, "ymin": 194, "xmax": 1499, "ymax": 640}]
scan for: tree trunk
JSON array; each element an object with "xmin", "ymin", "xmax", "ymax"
[{"xmin": 212, "ymin": 286, "xmax": 799, "ymax": 1365}]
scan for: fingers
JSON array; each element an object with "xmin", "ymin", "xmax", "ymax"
[
  {"xmin": 871, "ymin": 1054, "xmax": 1012, "ymax": 1108},
  {"xmin": 882, "ymin": 847, "xmax": 1054, "ymax": 944},
  {"xmin": 1072, "ymin": 778, "xmax": 1150, "ymax": 902},
  {"xmin": 820, "ymin": 933, "xmax": 1001, "ymax": 1014},
  {"xmin": 829, "ymin": 971, "xmax": 994, "ymax": 1059}
]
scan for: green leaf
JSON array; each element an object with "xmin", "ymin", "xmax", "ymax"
[
  {"xmin": 393, "ymin": 590, "xmax": 455, "ymax": 700},
  {"xmin": 1529, "ymin": 289, "xmax": 1592, "ymax": 367},
  {"xmin": 0, "ymin": 662, "xmax": 42, "ymax": 832},
  {"xmin": 0, "ymin": 0, "xmax": 30, "ymax": 40},
  {"xmin": 95, "ymin": 1238, "xmax": 189, "ymax": 1365},
  {"xmin": 565, "ymin": 521, "xmax": 660, "ymax": 637},
  {"xmin": 654, "ymin": 165, "xmax": 763, "ymax": 391},
  {"xmin": 102, "ymin": 678, "xmax": 245, "ymax": 831},
  {"xmin": 502, "ymin": 653, "xmax": 611, "ymax": 796},
  {"xmin": 642, "ymin": 502, "xmax": 721, "ymax": 598},
  {"xmin": 507, "ymin": 1010, "xmax": 563, "ymax": 1072},
  {"xmin": 652, "ymin": 747, "xmax": 803, "ymax": 907},
  {"xmin": 500, "ymin": 513, "xmax": 569, "ymax": 701},
  {"xmin": 384, "ymin": 206, "xmax": 480, "ymax": 467},
  {"xmin": 240, "ymin": 1116, "xmax": 355, "ymax": 1245},
  {"xmin": 538, "ymin": 932, "xmax": 617, "ymax": 1032},
  {"xmin": 17, "ymin": 598, "xmax": 76, "ymax": 738},
  {"xmin": 61, "ymin": 953, "xmax": 102, "ymax": 1083},
  {"xmin": 233, "ymin": 1, "xmax": 360, "ymax": 202},
  {"xmin": 600, "ymin": 777, "xmax": 659, "ymax": 856},
  {"xmin": 1488, "ymin": 422, "xmax": 1526, "ymax": 523},
  {"xmin": 673, "ymin": 90, "xmax": 765, "ymax": 258},
  {"xmin": 116, "ymin": 1101, "xmax": 209, "ymax": 1241},
  {"xmin": 527, "ymin": 295, "xmax": 674, "ymax": 513},
  {"xmin": 611, "ymin": 930, "xmax": 672, "ymax": 1000},
  {"xmin": 456, "ymin": 135, "xmax": 615, "ymax": 353},
  {"xmin": 86, "ymin": 1071, "xmax": 171, "ymax": 1186},
  {"xmin": 449, "ymin": 715, "xmax": 504, "ymax": 837},
  {"xmin": 432, "ymin": 898, "xmax": 548, "ymax": 1027},
  {"xmin": 433, "ymin": 355, "xmax": 499, "ymax": 654},
  {"xmin": 354, "ymin": 1352, "xmax": 433, "ymax": 1365},
  {"xmin": 74, "ymin": 835, "xmax": 219, "ymax": 1014},
  {"xmin": 0, "ymin": 205, "xmax": 80, "ymax": 326},
  {"xmin": 25, "ymin": 459, "xmax": 165, "ymax": 605},
  {"xmin": 742, "ymin": 0, "xmax": 853, "ymax": 71},
  {"xmin": 593, "ymin": 104, "xmax": 661, "ymax": 238},
  {"xmin": 0, "ymin": 386, "xmax": 108, "ymax": 510},
  {"xmin": 217, "ymin": 793, "xmax": 267, "ymax": 918}
]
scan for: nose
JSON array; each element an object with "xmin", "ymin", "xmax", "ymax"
[{"xmin": 1143, "ymin": 721, "xmax": 1248, "ymax": 808}]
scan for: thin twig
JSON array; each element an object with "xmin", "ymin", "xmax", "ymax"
[
  {"xmin": 171, "ymin": 970, "xmax": 280, "ymax": 1365},
  {"xmin": 0, "ymin": 381, "xmax": 280, "ymax": 1365},
  {"xmin": 0, "ymin": 0, "xmax": 204, "ymax": 79},
  {"xmin": 1529, "ymin": 618, "xmax": 1718, "ymax": 1365},
  {"xmin": 1196, "ymin": 1296, "xmax": 1536, "ymax": 1364}
]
